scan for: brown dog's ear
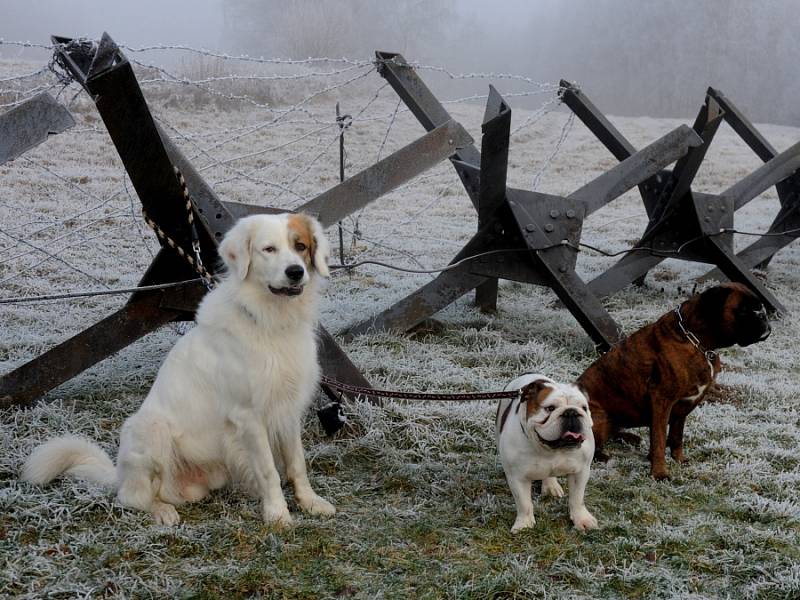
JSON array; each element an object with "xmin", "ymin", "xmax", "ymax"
[
  {"xmin": 697, "ymin": 284, "xmax": 733, "ymax": 308},
  {"xmin": 520, "ymin": 379, "xmax": 553, "ymax": 418}
]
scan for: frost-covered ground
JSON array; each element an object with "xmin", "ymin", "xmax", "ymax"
[{"xmin": 1, "ymin": 52, "xmax": 799, "ymax": 599}]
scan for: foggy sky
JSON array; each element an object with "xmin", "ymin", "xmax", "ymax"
[{"xmin": 1, "ymin": 0, "xmax": 796, "ymax": 125}]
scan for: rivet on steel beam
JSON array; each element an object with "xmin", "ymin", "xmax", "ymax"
[
  {"xmin": 704, "ymin": 216, "xmax": 711, "ymax": 222},
  {"xmin": 559, "ymin": 265, "xmax": 568, "ymax": 273},
  {"xmin": 549, "ymin": 210, "xmax": 559, "ymax": 218},
  {"xmin": 566, "ymin": 209, "xmax": 576, "ymax": 219},
  {"xmin": 525, "ymin": 224, "xmax": 536, "ymax": 232},
  {"xmin": 544, "ymin": 224, "xmax": 554, "ymax": 232}
]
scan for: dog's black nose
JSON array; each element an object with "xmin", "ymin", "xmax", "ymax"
[
  {"xmin": 285, "ymin": 265, "xmax": 305, "ymax": 282},
  {"xmin": 562, "ymin": 408, "xmax": 579, "ymax": 418}
]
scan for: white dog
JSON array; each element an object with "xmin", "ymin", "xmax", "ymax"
[
  {"xmin": 496, "ymin": 374, "xmax": 598, "ymax": 533},
  {"xmin": 22, "ymin": 213, "xmax": 335, "ymax": 527}
]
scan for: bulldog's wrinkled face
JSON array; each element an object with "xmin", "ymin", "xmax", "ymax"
[
  {"xmin": 219, "ymin": 213, "xmax": 330, "ymax": 297},
  {"xmin": 697, "ymin": 283, "xmax": 771, "ymax": 347},
  {"xmin": 521, "ymin": 379, "xmax": 592, "ymax": 449}
]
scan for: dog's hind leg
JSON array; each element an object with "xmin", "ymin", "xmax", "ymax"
[
  {"xmin": 116, "ymin": 417, "xmax": 181, "ymax": 525},
  {"xmin": 277, "ymin": 423, "xmax": 335, "ymax": 517}
]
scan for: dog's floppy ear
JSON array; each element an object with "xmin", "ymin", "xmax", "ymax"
[
  {"xmin": 308, "ymin": 216, "xmax": 330, "ymax": 277},
  {"xmin": 575, "ymin": 383, "xmax": 590, "ymax": 402},
  {"xmin": 520, "ymin": 378, "xmax": 552, "ymax": 418},
  {"xmin": 219, "ymin": 218, "xmax": 253, "ymax": 280},
  {"xmin": 698, "ymin": 284, "xmax": 733, "ymax": 307}
]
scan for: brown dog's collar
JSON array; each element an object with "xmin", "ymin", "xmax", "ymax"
[{"xmin": 674, "ymin": 306, "xmax": 717, "ymax": 371}]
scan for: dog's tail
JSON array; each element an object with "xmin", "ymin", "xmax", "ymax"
[{"xmin": 21, "ymin": 435, "xmax": 116, "ymax": 488}]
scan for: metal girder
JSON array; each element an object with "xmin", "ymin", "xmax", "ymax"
[
  {"xmin": 0, "ymin": 290, "xmax": 185, "ymax": 409},
  {"xmin": 473, "ymin": 85, "xmax": 510, "ymax": 312},
  {"xmin": 0, "ymin": 92, "xmax": 75, "ymax": 166},
  {"xmin": 349, "ymin": 80, "xmax": 717, "ymax": 349},
  {"xmin": 562, "ymin": 80, "xmax": 786, "ymax": 312},
  {"xmin": 376, "ymin": 51, "xmax": 482, "ymax": 211},
  {"xmin": 569, "ymin": 125, "xmax": 702, "ymax": 215},
  {"xmin": 697, "ymin": 87, "xmax": 800, "ymax": 274},
  {"xmin": 298, "ymin": 119, "xmax": 472, "ymax": 228}
]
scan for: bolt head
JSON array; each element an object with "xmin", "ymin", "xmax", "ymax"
[
  {"xmin": 544, "ymin": 224, "xmax": 555, "ymax": 232},
  {"xmin": 525, "ymin": 224, "xmax": 536, "ymax": 232},
  {"xmin": 549, "ymin": 210, "xmax": 559, "ymax": 219},
  {"xmin": 559, "ymin": 265, "xmax": 568, "ymax": 273},
  {"xmin": 566, "ymin": 209, "xmax": 576, "ymax": 218}
]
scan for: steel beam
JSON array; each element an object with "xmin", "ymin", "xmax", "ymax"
[
  {"xmin": 563, "ymin": 80, "xmax": 787, "ymax": 311},
  {"xmin": 298, "ymin": 119, "xmax": 472, "ymax": 227},
  {"xmin": 0, "ymin": 92, "xmax": 75, "ymax": 166}
]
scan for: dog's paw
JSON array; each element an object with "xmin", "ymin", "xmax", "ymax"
[
  {"xmin": 541, "ymin": 478, "xmax": 564, "ymax": 498},
  {"xmin": 151, "ymin": 502, "xmax": 180, "ymax": 526},
  {"xmin": 670, "ymin": 448, "xmax": 687, "ymax": 463},
  {"xmin": 651, "ymin": 467, "xmax": 671, "ymax": 481},
  {"xmin": 510, "ymin": 515, "xmax": 535, "ymax": 533},
  {"xmin": 263, "ymin": 503, "xmax": 294, "ymax": 528},
  {"xmin": 571, "ymin": 508, "xmax": 598, "ymax": 531},
  {"xmin": 297, "ymin": 493, "xmax": 336, "ymax": 517}
]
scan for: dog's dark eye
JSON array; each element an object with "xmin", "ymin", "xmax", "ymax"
[
  {"xmin": 263, "ymin": 246, "xmax": 276, "ymax": 253},
  {"xmin": 295, "ymin": 242, "xmax": 307, "ymax": 252},
  {"xmin": 545, "ymin": 406, "xmax": 555, "ymax": 413}
]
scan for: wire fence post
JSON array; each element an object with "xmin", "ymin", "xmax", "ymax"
[{"xmin": 336, "ymin": 102, "xmax": 346, "ymax": 267}]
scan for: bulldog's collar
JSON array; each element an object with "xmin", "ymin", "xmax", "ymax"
[{"xmin": 674, "ymin": 306, "xmax": 717, "ymax": 373}]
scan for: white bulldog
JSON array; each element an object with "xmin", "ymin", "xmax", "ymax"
[{"xmin": 496, "ymin": 373, "xmax": 598, "ymax": 533}]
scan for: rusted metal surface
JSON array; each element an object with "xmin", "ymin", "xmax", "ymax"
[{"xmin": 0, "ymin": 92, "xmax": 75, "ymax": 166}]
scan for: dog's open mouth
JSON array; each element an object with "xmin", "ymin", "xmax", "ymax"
[
  {"xmin": 537, "ymin": 430, "xmax": 585, "ymax": 449},
  {"xmin": 269, "ymin": 285, "xmax": 304, "ymax": 297}
]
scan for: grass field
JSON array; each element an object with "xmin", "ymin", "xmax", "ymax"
[{"xmin": 1, "ymin": 53, "xmax": 799, "ymax": 599}]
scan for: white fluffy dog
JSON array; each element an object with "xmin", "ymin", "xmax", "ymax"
[{"xmin": 22, "ymin": 213, "xmax": 335, "ymax": 527}]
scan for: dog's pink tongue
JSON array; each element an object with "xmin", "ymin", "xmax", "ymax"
[{"xmin": 561, "ymin": 431, "xmax": 584, "ymax": 441}]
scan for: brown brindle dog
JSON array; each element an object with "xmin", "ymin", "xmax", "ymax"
[{"xmin": 577, "ymin": 283, "xmax": 771, "ymax": 480}]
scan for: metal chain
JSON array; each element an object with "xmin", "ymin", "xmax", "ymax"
[{"xmin": 140, "ymin": 167, "xmax": 216, "ymax": 290}]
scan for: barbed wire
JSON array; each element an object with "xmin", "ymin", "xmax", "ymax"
[
  {"xmin": 4, "ymin": 226, "xmax": 797, "ymax": 305},
  {"xmin": 0, "ymin": 38, "xmax": 572, "ymax": 303}
]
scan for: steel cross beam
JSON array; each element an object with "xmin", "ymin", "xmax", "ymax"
[
  {"xmin": 698, "ymin": 87, "xmax": 800, "ymax": 278},
  {"xmin": 0, "ymin": 92, "xmax": 75, "ymax": 165},
  {"xmin": 375, "ymin": 51, "xmax": 499, "ymax": 312},
  {"xmin": 345, "ymin": 86, "xmax": 702, "ymax": 351},
  {"xmin": 560, "ymin": 81, "xmax": 786, "ymax": 313},
  {"xmin": 0, "ymin": 34, "xmax": 472, "ymax": 409}
]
